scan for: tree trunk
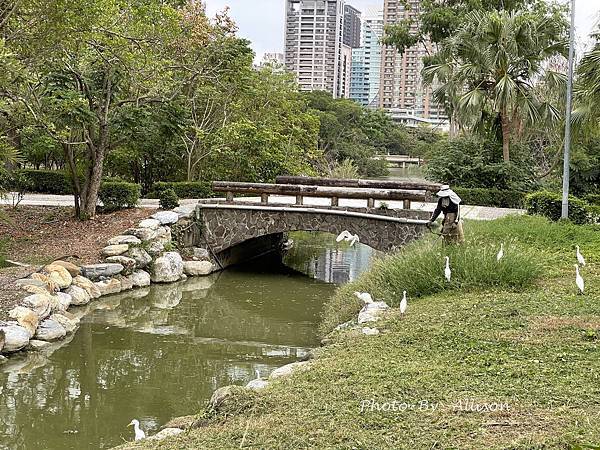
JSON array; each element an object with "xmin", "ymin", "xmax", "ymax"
[{"xmin": 501, "ymin": 113, "xmax": 511, "ymax": 162}]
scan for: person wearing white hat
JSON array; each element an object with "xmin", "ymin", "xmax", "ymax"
[{"xmin": 427, "ymin": 185, "xmax": 464, "ymax": 244}]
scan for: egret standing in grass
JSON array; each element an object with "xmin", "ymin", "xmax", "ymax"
[
  {"xmin": 354, "ymin": 292, "xmax": 373, "ymax": 304},
  {"xmin": 497, "ymin": 243, "xmax": 504, "ymax": 262},
  {"xmin": 444, "ymin": 256, "xmax": 452, "ymax": 283},
  {"xmin": 336, "ymin": 230, "xmax": 360, "ymax": 247},
  {"xmin": 576, "ymin": 245, "xmax": 586, "ymax": 266},
  {"xmin": 128, "ymin": 419, "xmax": 145, "ymax": 441},
  {"xmin": 575, "ymin": 264, "xmax": 585, "ymax": 294},
  {"xmin": 399, "ymin": 291, "xmax": 408, "ymax": 315}
]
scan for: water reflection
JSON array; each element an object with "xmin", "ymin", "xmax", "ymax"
[{"xmin": 0, "ymin": 233, "xmax": 373, "ymax": 450}]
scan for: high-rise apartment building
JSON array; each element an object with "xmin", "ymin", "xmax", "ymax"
[
  {"xmin": 350, "ymin": 6, "xmax": 383, "ymax": 108},
  {"xmin": 284, "ymin": 0, "xmax": 346, "ymax": 97},
  {"xmin": 343, "ymin": 4, "xmax": 361, "ymax": 48},
  {"xmin": 379, "ymin": 0, "xmax": 444, "ymax": 120}
]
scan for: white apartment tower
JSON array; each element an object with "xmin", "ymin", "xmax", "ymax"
[{"xmin": 284, "ymin": 0, "xmax": 346, "ymax": 97}]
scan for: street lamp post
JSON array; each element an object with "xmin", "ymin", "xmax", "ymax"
[{"xmin": 561, "ymin": 0, "xmax": 576, "ymax": 219}]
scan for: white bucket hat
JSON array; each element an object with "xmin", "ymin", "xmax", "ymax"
[{"xmin": 436, "ymin": 185, "xmax": 462, "ymax": 204}]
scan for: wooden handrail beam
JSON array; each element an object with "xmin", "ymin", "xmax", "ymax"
[
  {"xmin": 275, "ymin": 176, "xmax": 441, "ymax": 193},
  {"xmin": 212, "ymin": 181, "xmax": 427, "ymax": 202}
]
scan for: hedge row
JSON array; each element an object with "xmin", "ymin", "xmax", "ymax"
[
  {"xmin": 525, "ymin": 190, "xmax": 599, "ymax": 225},
  {"xmin": 99, "ymin": 181, "xmax": 141, "ymax": 212},
  {"xmin": 17, "ymin": 169, "xmax": 75, "ymax": 195},
  {"xmin": 454, "ymin": 187, "xmax": 527, "ymax": 209},
  {"xmin": 149, "ymin": 181, "xmax": 214, "ymax": 199}
]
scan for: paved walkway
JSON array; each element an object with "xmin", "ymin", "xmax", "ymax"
[{"xmin": 1, "ymin": 194, "xmax": 524, "ymax": 221}]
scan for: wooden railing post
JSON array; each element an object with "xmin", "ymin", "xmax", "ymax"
[
  {"xmin": 367, "ymin": 198, "xmax": 375, "ymax": 208},
  {"xmin": 403, "ymin": 199, "xmax": 411, "ymax": 210},
  {"xmin": 295, "ymin": 195, "xmax": 303, "ymax": 205},
  {"xmin": 261, "ymin": 193, "xmax": 269, "ymax": 204},
  {"xmin": 226, "ymin": 191, "xmax": 234, "ymax": 203},
  {"xmin": 331, "ymin": 197, "xmax": 339, "ymax": 207}
]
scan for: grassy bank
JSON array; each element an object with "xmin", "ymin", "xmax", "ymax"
[{"xmin": 130, "ymin": 216, "xmax": 600, "ymax": 449}]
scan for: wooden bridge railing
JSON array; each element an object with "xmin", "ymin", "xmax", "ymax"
[
  {"xmin": 275, "ymin": 176, "xmax": 440, "ymax": 194},
  {"xmin": 212, "ymin": 179, "xmax": 438, "ymax": 209}
]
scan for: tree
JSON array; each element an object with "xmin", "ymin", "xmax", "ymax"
[
  {"xmin": 422, "ymin": 7, "xmax": 568, "ymax": 161},
  {"xmin": 573, "ymin": 33, "xmax": 600, "ymax": 134}
]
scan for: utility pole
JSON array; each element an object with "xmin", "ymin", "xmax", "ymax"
[{"xmin": 561, "ymin": 0, "xmax": 576, "ymax": 219}]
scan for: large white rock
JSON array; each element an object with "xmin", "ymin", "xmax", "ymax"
[
  {"xmin": 50, "ymin": 260, "xmax": 81, "ymax": 277},
  {"xmin": 192, "ymin": 247, "xmax": 210, "ymax": 260},
  {"xmin": 34, "ymin": 319, "xmax": 67, "ymax": 342},
  {"xmin": 0, "ymin": 322, "xmax": 31, "ymax": 352},
  {"xmin": 8, "ymin": 307, "xmax": 39, "ymax": 336},
  {"xmin": 65, "ymin": 285, "xmax": 91, "ymax": 306},
  {"xmin": 127, "ymin": 227, "xmax": 158, "ymax": 241},
  {"xmin": 131, "ymin": 270, "xmax": 151, "ymax": 288},
  {"xmin": 151, "ymin": 211, "xmax": 179, "ymax": 225},
  {"xmin": 358, "ymin": 301, "xmax": 389, "ymax": 324},
  {"xmin": 72, "ymin": 276, "xmax": 102, "ymax": 298},
  {"xmin": 81, "ymin": 263, "xmax": 124, "ymax": 281},
  {"xmin": 22, "ymin": 294, "xmax": 52, "ymax": 319},
  {"xmin": 154, "ymin": 227, "xmax": 172, "ymax": 245},
  {"xmin": 269, "ymin": 361, "xmax": 310, "ymax": 380},
  {"xmin": 105, "ymin": 256, "xmax": 136, "ymax": 275},
  {"xmin": 54, "ymin": 292, "xmax": 72, "ymax": 312},
  {"xmin": 95, "ymin": 279, "xmax": 122, "ymax": 296},
  {"xmin": 183, "ymin": 261, "xmax": 214, "ymax": 277},
  {"xmin": 246, "ymin": 379, "xmax": 270, "ymax": 390},
  {"xmin": 151, "ymin": 252, "xmax": 184, "ymax": 283},
  {"xmin": 50, "ymin": 313, "xmax": 79, "ymax": 334},
  {"xmin": 43, "ymin": 264, "xmax": 73, "ymax": 289},
  {"xmin": 139, "ymin": 218, "xmax": 161, "ymax": 229},
  {"xmin": 119, "ymin": 276, "xmax": 134, "ymax": 291},
  {"xmin": 107, "ymin": 235, "xmax": 142, "ymax": 246},
  {"xmin": 30, "ymin": 273, "xmax": 59, "ymax": 292},
  {"xmin": 127, "ymin": 248, "xmax": 152, "ymax": 269},
  {"xmin": 173, "ymin": 205, "xmax": 195, "ymax": 219},
  {"xmin": 146, "ymin": 241, "xmax": 165, "ymax": 257},
  {"xmin": 148, "ymin": 428, "xmax": 184, "ymax": 441},
  {"xmin": 101, "ymin": 244, "xmax": 129, "ymax": 257}
]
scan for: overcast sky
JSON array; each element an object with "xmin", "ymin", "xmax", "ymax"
[{"xmin": 204, "ymin": 0, "xmax": 600, "ymax": 62}]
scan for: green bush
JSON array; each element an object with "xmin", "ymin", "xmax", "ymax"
[
  {"xmin": 525, "ymin": 190, "xmax": 591, "ymax": 225},
  {"xmin": 159, "ymin": 188, "xmax": 179, "ymax": 210},
  {"xmin": 454, "ymin": 187, "xmax": 527, "ymax": 208},
  {"xmin": 150, "ymin": 181, "xmax": 213, "ymax": 199},
  {"xmin": 18, "ymin": 169, "xmax": 74, "ymax": 195},
  {"xmin": 584, "ymin": 193, "xmax": 600, "ymax": 206},
  {"xmin": 99, "ymin": 181, "xmax": 141, "ymax": 212}
]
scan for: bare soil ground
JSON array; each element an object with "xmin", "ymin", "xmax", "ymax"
[{"xmin": 0, "ymin": 206, "xmax": 155, "ymax": 320}]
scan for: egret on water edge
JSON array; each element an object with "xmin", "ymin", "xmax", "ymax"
[
  {"xmin": 497, "ymin": 243, "xmax": 504, "ymax": 262},
  {"xmin": 576, "ymin": 245, "xmax": 586, "ymax": 266},
  {"xmin": 336, "ymin": 230, "xmax": 360, "ymax": 247},
  {"xmin": 575, "ymin": 264, "xmax": 585, "ymax": 295},
  {"xmin": 400, "ymin": 291, "xmax": 407, "ymax": 315},
  {"xmin": 444, "ymin": 256, "xmax": 452, "ymax": 283},
  {"xmin": 128, "ymin": 419, "xmax": 145, "ymax": 441}
]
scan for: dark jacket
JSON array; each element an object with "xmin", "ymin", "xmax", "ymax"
[{"xmin": 430, "ymin": 197, "xmax": 460, "ymax": 223}]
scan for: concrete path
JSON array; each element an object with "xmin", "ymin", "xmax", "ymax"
[{"xmin": 1, "ymin": 193, "xmax": 524, "ymax": 221}]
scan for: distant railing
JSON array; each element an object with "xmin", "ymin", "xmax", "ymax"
[{"xmin": 212, "ymin": 178, "xmax": 439, "ymax": 210}]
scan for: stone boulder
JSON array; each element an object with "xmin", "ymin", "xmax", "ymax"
[
  {"xmin": 55, "ymin": 292, "xmax": 73, "ymax": 311},
  {"xmin": 43, "ymin": 264, "xmax": 73, "ymax": 289},
  {"xmin": 151, "ymin": 252, "xmax": 183, "ymax": 283},
  {"xmin": 163, "ymin": 415, "xmax": 197, "ymax": 431},
  {"xmin": 50, "ymin": 313, "xmax": 79, "ymax": 334},
  {"xmin": 154, "ymin": 227, "xmax": 172, "ymax": 245},
  {"xmin": 22, "ymin": 294, "xmax": 52, "ymax": 319},
  {"xmin": 8, "ymin": 307, "xmax": 39, "ymax": 336},
  {"xmin": 101, "ymin": 244, "xmax": 129, "ymax": 257},
  {"xmin": 183, "ymin": 261, "xmax": 214, "ymax": 277},
  {"xmin": 127, "ymin": 247, "xmax": 152, "ymax": 269},
  {"xmin": 269, "ymin": 361, "xmax": 310, "ymax": 380},
  {"xmin": 131, "ymin": 270, "xmax": 151, "ymax": 288},
  {"xmin": 20, "ymin": 285, "xmax": 52, "ymax": 296},
  {"xmin": 126, "ymin": 227, "xmax": 158, "ymax": 241},
  {"xmin": 94, "ymin": 279, "xmax": 122, "ymax": 296},
  {"xmin": 50, "ymin": 260, "xmax": 81, "ymax": 277},
  {"xmin": 147, "ymin": 428, "xmax": 184, "ymax": 441},
  {"xmin": 139, "ymin": 218, "xmax": 161, "ymax": 229},
  {"xmin": 209, "ymin": 385, "xmax": 236, "ymax": 410},
  {"xmin": 146, "ymin": 241, "xmax": 165, "ymax": 257},
  {"xmin": 72, "ymin": 276, "xmax": 102, "ymax": 299},
  {"xmin": 362, "ymin": 327, "xmax": 380, "ymax": 336},
  {"xmin": 192, "ymin": 247, "xmax": 210, "ymax": 261},
  {"xmin": 30, "ymin": 273, "xmax": 59, "ymax": 292},
  {"xmin": 28, "ymin": 339, "xmax": 52, "ymax": 351},
  {"xmin": 34, "ymin": 319, "xmax": 67, "ymax": 342},
  {"xmin": 81, "ymin": 264, "xmax": 124, "ymax": 281},
  {"xmin": 119, "ymin": 275, "xmax": 134, "ymax": 291},
  {"xmin": 65, "ymin": 285, "xmax": 91, "ymax": 306},
  {"xmin": 246, "ymin": 379, "xmax": 269, "ymax": 390},
  {"xmin": 151, "ymin": 211, "xmax": 179, "ymax": 225},
  {"xmin": 173, "ymin": 205, "xmax": 195, "ymax": 219},
  {"xmin": 358, "ymin": 301, "xmax": 390, "ymax": 324},
  {"xmin": 15, "ymin": 278, "xmax": 48, "ymax": 290},
  {"xmin": 106, "ymin": 256, "xmax": 137, "ymax": 275},
  {"xmin": 107, "ymin": 235, "xmax": 142, "ymax": 246},
  {"xmin": 0, "ymin": 322, "xmax": 31, "ymax": 352}
]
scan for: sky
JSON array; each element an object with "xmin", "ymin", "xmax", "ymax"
[{"xmin": 204, "ymin": 0, "xmax": 600, "ymax": 62}]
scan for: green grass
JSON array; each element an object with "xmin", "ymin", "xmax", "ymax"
[{"xmin": 128, "ymin": 215, "xmax": 600, "ymax": 450}]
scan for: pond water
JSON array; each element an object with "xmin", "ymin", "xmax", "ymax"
[{"xmin": 0, "ymin": 233, "xmax": 376, "ymax": 450}]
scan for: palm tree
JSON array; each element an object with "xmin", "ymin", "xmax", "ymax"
[
  {"xmin": 423, "ymin": 8, "xmax": 568, "ymax": 162},
  {"xmin": 573, "ymin": 34, "xmax": 600, "ymax": 133}
]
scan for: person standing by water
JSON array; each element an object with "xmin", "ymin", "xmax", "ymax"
[{"xmin": 427, "ymin": 185, "xmax": 464, "ymax": 244}]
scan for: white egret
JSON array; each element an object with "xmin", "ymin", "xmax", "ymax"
[
  {"xmin": 336, "ymin": 230, "xmax": 360, "ymax": 247},
  {"xmin": 128, "ymin": 419, "xmax": 146, "ymax": 441},
  {"xmin": 354, "ymin": 291, "xmax": 373, "ymax": 304},
  {"xmin": 576, "ymin": 245, "xmax": 586, "ymax": 266},
  {"xmin": 444, "ymin": 256, "xmax": 452, "ymax": 283},
  {"xmin": 497, "ymin": 243, "xmax": 504, "ymax": 262},
  {"xmin": 255, "ymin": 369, "xmax": 261, "ymax": 379},
  {"xmin": 399, "ymin": 291, "xmax": 408, "ymax": 315},
  {"xmin": 575, "ymin": 264, "xmax": 585, "ymax": 295}
]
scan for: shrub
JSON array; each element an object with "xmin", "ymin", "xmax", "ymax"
[
  {"xmin": 329, "ymin": 159, "xmax": 360, "ymax": 179},
  {"xmin": 159, "ymin": 188, "xmax": 179, "ymax": 210},
  {"xmin": 454, "ymin": 187, "xmax": 527, "ymax": 209},
  {"xmin": 525, "ymin": 190, "xmax": 590, "ymax": 225},
  {"xmin": 584, "ymin": 193, "xmax": 600, "ymax": 206},
  {"xmin": 150, "ymin": 181, "xmax": 213, "ymax": 199},
  {"xmin": 99, "ymin": 181, "xmax": 141, "ymax": 212},
  {"xmin": 0, "ymin": 171, "xmax": 33, "ymax": 208},
  {"xmin": 18, "ymin": 169, "xmax": 74, "ymax": 195}
]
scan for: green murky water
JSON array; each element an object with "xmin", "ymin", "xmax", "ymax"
[{"xmin": 0, "ymin": 233, "xmax": 376, "ymax": 449}]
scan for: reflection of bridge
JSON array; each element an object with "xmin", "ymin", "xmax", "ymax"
[
  {"xmin": 196, "ymin": 177, "xmax": 439, "ymax": 267},
  {"xmin": 375, "ymin": 155, "xmax": 423, "ymax": 168}
]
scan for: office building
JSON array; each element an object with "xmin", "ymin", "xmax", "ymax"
[{"xmin": 343, "ymin": 4, "xmax": 361, "ymax": 48}]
